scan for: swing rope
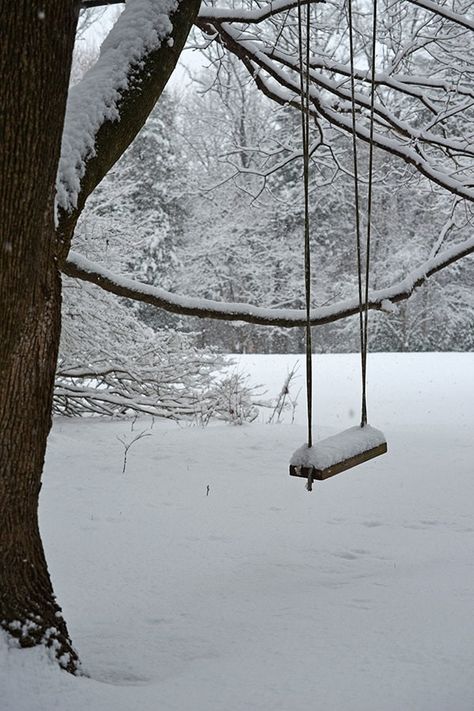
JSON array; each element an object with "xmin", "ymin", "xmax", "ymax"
[
  {"xmin": 297, "ymin": 0, "xmax": 313, "ymax": 448},
  {"xmin": 290, "ymin": 0, "xmax": 387, "ymax": 488},
  {"xmin": 296, "ymin": 0, "xmax": 378, "ymax": 459},
  {"xmin": 347, "ymin": 0, "xmax": 378, "ymax": 428},
  {"xmin": 363, "ymin": 0, "xmax": 378, "ymax": 426}
]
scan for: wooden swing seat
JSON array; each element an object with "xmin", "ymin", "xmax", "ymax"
[{"xmin": 289, "ymin": 425, "xmax": 387, "ymax": 482}]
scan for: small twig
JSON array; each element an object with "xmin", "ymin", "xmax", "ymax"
[
  {"xmin": 268, "ymin": 362, "xmax": 300, "ymax": 423},
  {"xmin": 116, "ymin": 429, "xmax": 151, "ymax": 474}
]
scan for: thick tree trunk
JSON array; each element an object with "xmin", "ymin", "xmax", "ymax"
[
  {"xmin": 0, "ymin": 259, "xmax": 79, "ymax": 672},
  {"xmin": 0, "ymin": 2, "xmax": 79, "ymax": 671}
]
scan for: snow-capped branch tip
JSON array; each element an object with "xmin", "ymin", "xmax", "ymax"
[
  {"xmin": 198, "ymin": 0, "xmax": 326, "ymax": 24},
  {"xmin": 62, "ymin": 238, "xmax": 474, "ymax": 328},
  {"xmin": 407, "ymin": 0, "xmax": 474, "ymax": 31}
]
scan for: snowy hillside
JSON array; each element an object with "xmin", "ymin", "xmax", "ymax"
[{"xmin": 1, "ymin": 353, "xmax": 473, "ymax": 711}]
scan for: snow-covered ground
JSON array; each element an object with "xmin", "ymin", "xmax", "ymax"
[{"xmin": 2, "ymin": 353, "xmax": 473, "ymax": 711}]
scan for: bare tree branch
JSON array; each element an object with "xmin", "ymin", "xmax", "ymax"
[
  {"xmin": 80, "ymin": 0, "xmax": 124, "ymax": 8},
  {"xmin": 407, "ymin": 0, "xmax": 474, "ymax": 31}
]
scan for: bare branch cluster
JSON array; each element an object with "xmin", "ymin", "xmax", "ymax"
[
  {"xmin": 54, "ymin": 358, "xmax": 265, "ymax": 424},
  {"xmin": 196, "ymin": 0, "xmax": 474, "ymax": 202}
]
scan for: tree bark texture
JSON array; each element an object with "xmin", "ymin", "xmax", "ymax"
[{"xmin": 0, "ymin": 1, "xmax": 79, "ymax": 671}]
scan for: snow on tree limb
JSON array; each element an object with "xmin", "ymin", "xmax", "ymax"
[
  {"xmin": 63, "ymin": 1, "xmax": 474, "ymax": 227},
  {"xmin": 63, "ymin": 238, "xmax": 474, "ymax": 327},
  {"xmin": 81, "ymin": 1, "xmax": 124, "ymax": 8},
  {"xmin": 57, "ymin": 0, "xmax": 200, "ymax": 246},
  {"xmin": 80, "ymin": 0, "xmax": 321, "ymax": 19},
  {"xmin": 259, "ymin": 73, "xmax": 474, "ymax": 203}
]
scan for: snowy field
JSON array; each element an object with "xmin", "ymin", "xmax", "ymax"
[{"xmin": 2, "ymin": 353, "xmax": 474, "ymax": 711}]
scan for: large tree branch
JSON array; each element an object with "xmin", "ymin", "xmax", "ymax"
[
  {"xmin": 57, "ymin": 0, "xmax": 201, "ymax": 254},
  {"xmin": 62, "ymin": 238, "xmax": 474, "ymax": 327},
  {"xmin": 81, "ymin": 0, "xmax": 322, "ymax": 18}
]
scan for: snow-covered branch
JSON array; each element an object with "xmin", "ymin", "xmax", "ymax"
[
  {"xmin": 66, "ymin": 0, "xmax": 474, "ymax": 337},
  {"xmin": 63, "ymin": 238, "xmax": 474, "ymax": 327},
  {"xmin": 57, "ymin": 0, "xmax": 200, "ymax": 247},
  {"xmin": 252, "ymin": 68, "xmax": 474, "ymax": 202},
  {"xmin": 80, "ymin": 1, "xmax": 124, "ymax": 8},
  {"xmin": 55, "ymin": 358, "xmax": 262, "ymax": 423},
  {"xmin": 81, "ymin": 0, "xmax": 474, "ymax": 32}
]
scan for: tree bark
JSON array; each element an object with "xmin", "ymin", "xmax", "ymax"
[{"xmin": 0, "ymin": 1, "xmax": 79, "ymax": 672}]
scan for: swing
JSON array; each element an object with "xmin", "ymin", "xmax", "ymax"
[
  {"xmin": 289, "ymin": 0, "xmax": 387, "ymax": 490},
  {"xmin": 289, "ymin": 427, "xmax": 387, "ymax": 483}
]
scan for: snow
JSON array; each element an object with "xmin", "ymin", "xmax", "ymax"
[
  {"xmin": 1, "ymin": 352, "xmax": 474, "ymax": 711},
  {"xmin": 57, "ymin": 0, "xmax": 178, "ymax": 213},
  {"xmin": 291, "ymin": 425, "xmax": 386, "ymax": 470}
]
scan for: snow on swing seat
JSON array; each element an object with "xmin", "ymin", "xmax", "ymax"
[{"xmin": 289, "ymin": 425, "xmax": 387, "ymax": 481}]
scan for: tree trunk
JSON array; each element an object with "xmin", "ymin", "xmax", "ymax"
[
  {"xmin": 0, "ymin": 1, "xmax": 79, "ymax": 671},
  {"xmin": 0, "ymin": 259, "xmax": 79, "ymax": 673}
]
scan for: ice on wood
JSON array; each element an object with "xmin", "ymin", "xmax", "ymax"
[{"xmin": 290, "ymin": 425, "xmax": 387, "ymax": 471}]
